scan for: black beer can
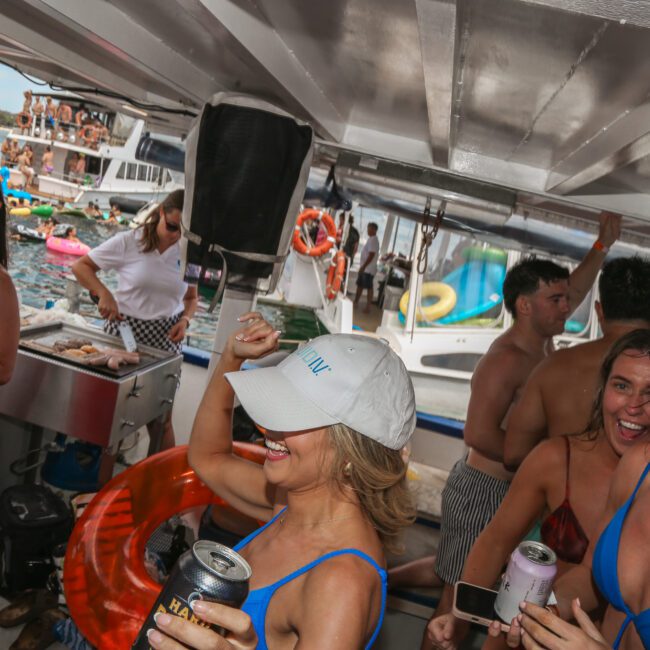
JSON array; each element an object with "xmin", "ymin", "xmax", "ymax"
[{"xmin": 131, "ymin": 540, "xmax": 252, "ymax": 649}]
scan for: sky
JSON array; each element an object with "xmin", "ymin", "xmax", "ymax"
[{"xmin": 0, "ymin": 66, "xmax": 48, "ymax": 113}]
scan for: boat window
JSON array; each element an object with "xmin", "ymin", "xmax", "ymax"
[
  {"xmin": 165, "ymin": 170, "xmax": 172, "ymax": 184},
  {"xmin": 421, "ymin": 353, "xmax": 483, "ymax": 373},
  {"xmin": 403, "ymin": 232, "xmax": 508, "ymax": 329},
  {"xmin": 116, "ymin": 162, "xmax": 126, "ymax": 179},
  {"xmin": 137, "ymin": 165, "xmax": 148, "ymax": 181},
  {"xmin": 126, "ymin": 163, "xmax": 137, "ymax": 180},
  {"xmin": 150, "ymin": 166, "xmax": 159, "ymax": 183}
]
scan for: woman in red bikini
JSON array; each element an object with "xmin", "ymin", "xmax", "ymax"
[{"xmin": 428, "ymin": 329, "xmax": 650, "ymax": 649}]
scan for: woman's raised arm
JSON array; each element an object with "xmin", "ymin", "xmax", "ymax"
[{"xmin": 188, "ymin": 313, "xmax": 280, "ymax": 522}]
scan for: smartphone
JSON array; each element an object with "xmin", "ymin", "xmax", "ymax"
[{"xmin": 452, "ymin": 581, "xmax": 499, "ymax": 627}]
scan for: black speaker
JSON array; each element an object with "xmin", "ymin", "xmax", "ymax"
[{"xmin": 184, "ymin": 98, "xmax": 313, "ymax": 282}]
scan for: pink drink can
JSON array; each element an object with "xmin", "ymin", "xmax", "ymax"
[{"xmin": 494, "ymin": 541, "xmax": 557, "ymax": 623}]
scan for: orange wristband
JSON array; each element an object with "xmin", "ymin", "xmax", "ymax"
[{"xmin": 593, "ymin": 240, "xmax": 609, "ymax": 253}]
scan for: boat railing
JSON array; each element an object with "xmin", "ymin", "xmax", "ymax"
[
  {"xmin": 22, "ymin": 118, "xmax": 110, "ymax": 150},
  {"xmin": 38, "ymin": 168, "xmax": 101, "ymax": 187}
]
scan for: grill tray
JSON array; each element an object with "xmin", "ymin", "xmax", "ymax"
[{"xmin": 19, "ymin": 322, "xmax": 176, "ymax": 379}]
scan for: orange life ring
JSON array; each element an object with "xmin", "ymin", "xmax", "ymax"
[
  {"xmin": 79, "ymin": 125, "xmax": 97, "ymax": 143},
  {"xmin": 325, "ymin": 250, "xmax": 346, "ymax": 300},
  {"xmin": 16, "ymin": 112, "xmax": 32, "ymax": 128},
  {"xmin": 292, "ymin": 208, "xmax": 336, "ymax": 257},
  {"xmin": 64, "ymin": 442, "xmax": 266, "ymax": 650}
]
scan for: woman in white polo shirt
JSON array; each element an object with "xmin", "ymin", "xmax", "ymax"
[{"xmin": 72, "ymin": 189, "xmax": 197, "ymax": 448}]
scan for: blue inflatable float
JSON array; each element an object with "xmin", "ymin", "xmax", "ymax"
[
  {"xmin": 398, "ymin": 246, "xmax": 508, "ymax": 326},
  {"xmin": 0, "ymin": 166, "xmax": 32, "ymax": 202}
]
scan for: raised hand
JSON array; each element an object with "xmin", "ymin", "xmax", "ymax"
[
  {"xmin": 227, "ymin": 312, "xmax": 280, "ymax": 361},
  {"xmin": 597, "ymin": 212, "xmax": 621, "ymax": 248}
]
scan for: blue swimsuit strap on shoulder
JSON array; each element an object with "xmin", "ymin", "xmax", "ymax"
[
  {"xmin": 234, "ymin": 509, "xmax": 387, "ymax": 650},
  {"xmin": 592, "ymin": 463, "xmax": 650, "ymax": 649}
]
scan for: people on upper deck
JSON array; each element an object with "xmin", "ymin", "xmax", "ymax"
[
  {"xmin": 421, "ymin": 213, "xmax": 620, "ymax": 650},
  {"xmin": 150, "ymin": 323, "xmax": 416, "ymax": 649},
  {"xmin": 44, "ymin": 96, "xmax": 56, "ymax": 132},
  {"xmin": 32, "ymin": 95, "xmax": 44, "ymax": 126},
  {"xmin": 0, "ymin": 185, "xmax": 19, "ymax": 385},
  {"xmin": 506, "ymin": 256, "xmax": 650, "ymax": 469},
  {"xmin": 17, "ymin": 91, "xmax": 32, "ymax": 135},
  {"xmin": 71, "ymin": 189, "xmax": 198, "ymax": 450},
  {"xmin": 430, "ymin": 328, "xmax": 650, "ymax": 649},
  {"xmin": 56, "ymin": 101, "xmax": 73, "ymax": 141}
]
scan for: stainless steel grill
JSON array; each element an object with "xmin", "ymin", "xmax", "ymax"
[{"xmin": 0, "ymin": 322, "xmax": 183, "ymax": 449}]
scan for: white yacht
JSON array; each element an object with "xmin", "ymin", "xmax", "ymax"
[{"xmin": 4, "ymin": 93, "xmax": 182, "ymax": 208}]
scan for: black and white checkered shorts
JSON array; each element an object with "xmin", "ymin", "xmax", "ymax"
[{"xmin": 104, "ymin": 313, "xmax": 183, "ymax": 354}]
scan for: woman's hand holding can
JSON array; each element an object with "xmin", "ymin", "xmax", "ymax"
[{"xmin": 146, "ymin": 601, "xmax": 257, "ymax": 649}]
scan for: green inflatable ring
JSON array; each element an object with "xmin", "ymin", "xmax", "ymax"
[
  {"xmin": 462, "ymin": 246, "xmax": 508, "ymax": 265},
  {"xmin": 56, "ymin": 208, "xmax": 91, "ymax": 220},
  {"xmin": 31, "ymin": 205, "xmax": 54, "ymax": 218}
]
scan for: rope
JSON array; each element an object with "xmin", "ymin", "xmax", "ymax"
[
  {"xmin": 410, "ymin": 199, "xmax": 445, "ymax": 344},
  {"xmin": 416, "ymin": 199, "xmax": 445, "ymax": 275}
]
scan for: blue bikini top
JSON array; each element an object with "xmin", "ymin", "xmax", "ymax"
[
  {"xmin": 233, "ymin": 508, "xmax": 387, "ymax": 650},
  {"xmin": 592, "ymin": 463, "xmax": 650, "ymax": 649}
]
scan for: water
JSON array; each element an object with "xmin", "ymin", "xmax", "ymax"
[{"xmin": 7, "ymin": 215, "xmax": 326, "ymax": 351}]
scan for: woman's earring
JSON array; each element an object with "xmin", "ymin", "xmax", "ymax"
[{"xmin": 343, "ymin": 461, "xmax": 353, "ymax": 477}]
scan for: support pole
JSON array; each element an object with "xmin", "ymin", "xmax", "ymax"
[{"xmin": 207, "ymin": 286, "xmax": 257, "ymax": 378}]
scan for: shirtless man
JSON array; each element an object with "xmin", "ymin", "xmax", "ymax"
[
  {"xmin": 422, "ymin": 212, "xmax": 620, "ymax": 650},
  {"xmin": 32, "ymin": 95, "xmax": 44, "ymax": 125},
  {"xmin": 41, "ymin": 146, "xmax": 54, "ymax": 176},
  {"xmin": 56, "ymin": 102, "xmax": 73, "ymax": 140},
  {"xmin": 0, "ymin": 138, "xmax": 12, "ymax": 166},
  {"xmin": 16, "ymin": 149, "xmax": 34, "ymax": 188},
  {"xmin": 9, "ymin": 140, "xmax": 20, "ymax": 165},
  {"xmin": 504, "ymin": 255, "xmax": 650, "ymax": 469}
]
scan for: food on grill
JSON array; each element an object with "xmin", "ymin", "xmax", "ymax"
[
  {"xmin": 53, "ymin": 338, "xmax": 93, "ymax": 352},
  {"xmin": 85, "ymin": 347, "xmax": 141, "ymax": 370},
  {"xmin": 80, "ymin": 345, "xmax": 99, "ymax": 354},
  {"xmin": 63, "ymin": 349, "xmax": 88, "ymax": 358}
]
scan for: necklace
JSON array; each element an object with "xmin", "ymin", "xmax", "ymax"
[{"xmin": 278, "ymin": 512, "xmax": 362, "ymax": 528}]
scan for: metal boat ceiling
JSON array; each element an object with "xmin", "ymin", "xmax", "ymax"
[{"xmin": 2, "ymin": 0, "xmax": 650, "ymax": 236}]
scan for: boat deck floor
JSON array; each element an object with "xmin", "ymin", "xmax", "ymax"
[{"xmin": 352, "ymin": 300, "xmax": 383, "ymax": 332}]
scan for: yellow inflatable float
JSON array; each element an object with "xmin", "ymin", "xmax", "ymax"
[
  {"xmin": 399, "ymin": 282, "xmax": 457, "ymax": 322},
  {"xmin": 9, "ymin": 207, "xmax": 31, "ymax": 217}
]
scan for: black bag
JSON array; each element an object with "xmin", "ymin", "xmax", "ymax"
[{"xmin": 0, "ymin": 484, "xmax": 72, "ymax": 593}]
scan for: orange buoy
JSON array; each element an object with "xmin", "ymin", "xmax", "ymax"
[
  {"xmin": 15, "ymin": 112, "xmax": 32, "ymax": 129},
  {"xmin": 64, "ymin": 443, "xmax": 266, "ymax": 649},
  {"xmin": 325, "ymin": 250, "xmax": 346, "ymax": 300},
  {"xmin": 292, "ymin": 208, "xmax": 336, "ymax": 257}
]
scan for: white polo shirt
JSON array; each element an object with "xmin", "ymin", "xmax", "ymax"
[{"xmin": 89, "ymin": 229, "xmax": 187, "ymax": 320}]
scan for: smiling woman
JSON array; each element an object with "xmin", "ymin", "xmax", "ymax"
[
  {"xmin": 151, "ymin": 317, "xmax": 418, "ymax": 650},
  {"xmin": 428, "ymin": 328, "xmax": 650, "ymax": 650}
]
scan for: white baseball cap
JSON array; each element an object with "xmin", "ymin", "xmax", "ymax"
[{"xmin": 225, "ymin": 334, "xmax": 416, "ymax": 450}]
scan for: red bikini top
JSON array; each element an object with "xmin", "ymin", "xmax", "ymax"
[{"xmin": 540, "ymin": 436, "xmax": 590, "ymax": 564}]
